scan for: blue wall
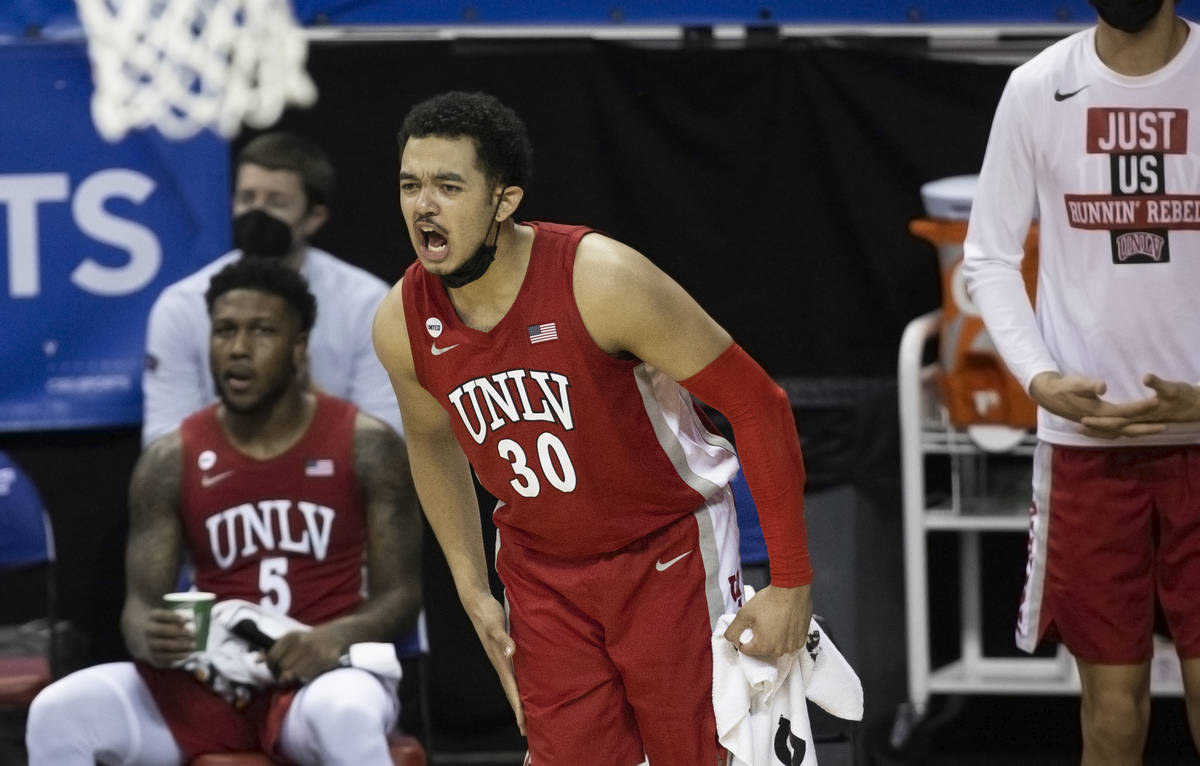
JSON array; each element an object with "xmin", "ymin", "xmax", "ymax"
[
  {"xmin": 3, "ymin": 0, "xmax": 1096, "ymax": 36},
  {"xmin": 292, "ymin": 0, "xmax": 1096, "ymax": 25}
]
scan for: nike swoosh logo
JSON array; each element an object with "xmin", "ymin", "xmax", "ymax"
[
  {"xmin": 431, "ymin": 343, "xmax": 460, "ymax": 356},
  {"xmin": 655, "ymin": 550, "xmax": 693, "ymax": 571},
  {"xmin": 1054, "ymin": 85, "xmax": 1089, "ymax": 102},
  {"xmin": 201, "ymin": 470, "xmax": 234, "ymax": 488}
]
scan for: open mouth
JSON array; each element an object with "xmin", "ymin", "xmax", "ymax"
[{"xmin": 418, "ymin": 223, "xmax": 448, "ymax": 257}]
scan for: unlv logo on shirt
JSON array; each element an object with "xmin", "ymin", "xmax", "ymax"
[
  {"xmin": 448, "ymin": 368, "xmax": 575, "ymax": 445},
  {"xmin": 205, "ymin": 499, "xmax": 336, "ymax": 569},
  {"xmin": 1065, "ymin": 107, "xmax": 1197, "ymax": 264},
  {"xmin": 448, "ymin": 368, "xmax": 580, "ymax": 500}
]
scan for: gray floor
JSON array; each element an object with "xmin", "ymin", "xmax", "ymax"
[{"xmin": 914, "ymin": 695, "xmax": 1195, "ymax": 766}]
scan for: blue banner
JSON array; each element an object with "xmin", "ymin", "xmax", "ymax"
[
  {"xmin": 0, "ymin": 0, "xmax": 1104, "ymax": 32},
  {"xmin": 0, "ymin": 44, "xmax": 229, "ymax": 430},
  {"xmin": 293, "ymin": 0, "xmax": 1099, "ymax": 25}
]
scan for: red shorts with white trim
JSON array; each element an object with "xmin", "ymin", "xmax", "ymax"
[
  {"xmin": 498, "ymin": 488, "xmax": 743, "ymax": 766},
  {"xmin": 1017, "ymin": 442, "xmax": 1200, "ymax": 663},
  {"xmin": 137, "ymin": 662, "xmax": 298, "ymax": 759}
]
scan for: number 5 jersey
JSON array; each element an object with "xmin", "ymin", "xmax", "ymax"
[{"xmin": 178, "ymin": 394, "xmax": 366, "ymax": 624}]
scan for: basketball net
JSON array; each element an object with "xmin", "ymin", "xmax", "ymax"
[{"xmin": 74, "ymin": 0, "xmax": 318, "ymax": 142}]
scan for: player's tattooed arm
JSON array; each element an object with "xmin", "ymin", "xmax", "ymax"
[
  {"xmin": 351, "ymin": 413, "xmax": 421, "ymax": 640},
  {"xmin": 121, "ymin": 431, "xmax": 190, "ymax": 666},
  {"xmin": 270, "ymin": 415, "xmax": 423, "ymax": 683}
]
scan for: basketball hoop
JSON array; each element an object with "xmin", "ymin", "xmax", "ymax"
[{"xmin": 74, "ymin": 0, "xmax": 318, "ymax": 142}]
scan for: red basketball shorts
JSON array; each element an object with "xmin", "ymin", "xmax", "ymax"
[
  {"xmin": 497, "ymin": 487, "xmax": 743, "ymax": 766},
  {"xmin": 1017, "ymin": 442, "xmax": 1200, "ymax": 663},
  {"xmin": 137, "ymin": 662, "xmax": 297, "ymax": 758}
]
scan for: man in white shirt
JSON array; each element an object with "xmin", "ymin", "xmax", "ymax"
[
  {"xmin": 964, "ymin": 2, "xmax": 1200, "ymax": 763},
  {"xmin": 143, "ymin": 133, "xmax": 402, "ymax": 444}
]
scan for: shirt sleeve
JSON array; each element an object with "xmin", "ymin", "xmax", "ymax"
[
  {"xmin": 347, "ymin": 286, "xmax": 406, "ymax": 436},
  {"xmin": 962, "ymin": 71, "xmax": 1060, "ymax": 392},
  {"xmin": 141, "ymin": 289, "xmax": 208, "ymax": 446}
]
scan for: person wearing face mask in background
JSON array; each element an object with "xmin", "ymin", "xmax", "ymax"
[
  {"xmin": 964, "ymin": 1, "xmax": 1199, "ymax": 763},
  {"xmin": 142, "ymin": 132, "xmax": 404, "ymax": 445}
]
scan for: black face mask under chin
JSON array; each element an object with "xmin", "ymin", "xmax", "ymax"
[
  {"xmin": 1089, "ymin": 0, "xmax": 1165, "ymax": 33},
  {"xmin": 233, "ymin": 209, "xmax": 294, "ymax": 259},
  {"xmin": 440, "ymin": 236, "xmax": 497, "ymax": 289},
  {"xmin": 439, "ymin": 196, "xmax": 504, "ymax": 289}
]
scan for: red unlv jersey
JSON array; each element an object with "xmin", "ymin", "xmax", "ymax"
[
  {"xmin": 402, "ymin": 221, "xmax": 739, "ymax": 556},
  {"xmin": 178, "ymin": 394, "xmax": 366, "ymax": 625}
]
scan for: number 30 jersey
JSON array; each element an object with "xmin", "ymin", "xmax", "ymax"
[
  {"xmin": 402, "ymin": 221, "xmax": 739, "ymax": 557},
  {"xmin": 178, "ymin": 394, "xmax": 366, "ymax": 624}
]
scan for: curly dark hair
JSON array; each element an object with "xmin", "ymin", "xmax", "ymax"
[
  {"xmin": 205, "ymin": 258, "xmax": 317, "ymax": 332},
  {"xmin": 397, "ymin": 91, "xmax": 533, "ymax": 189},
  {"xmin": 237, "ymin": 132, "xmax": 335, "ymax": 209}
]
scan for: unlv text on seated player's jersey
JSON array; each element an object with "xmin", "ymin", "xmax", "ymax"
[
  {"xmin": 178, "ymin": 394, "xmax": 366, "ymax": 625},
  {"xmin": 402, "ymin": 221, "xmax": 739, "ymax": 557}
]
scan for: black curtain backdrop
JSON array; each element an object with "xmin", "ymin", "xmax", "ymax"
[
  {"xmin": 2, "ymin": 37, "xmax": 1020, "ymax": 754},
  {"xmin": 258, "ymin": 38, "xmax": 1012, "ymax": 375}
]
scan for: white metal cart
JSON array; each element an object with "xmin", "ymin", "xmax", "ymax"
[{"xmin": 893, "ymin": 308, "xmax": 1183, "ymax": 745}]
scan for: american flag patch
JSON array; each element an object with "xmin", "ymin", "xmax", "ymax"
[
  {"xmin": 305, "ymin": 458, "xmax": 334, "ymax": 477},
  {"xmin": 527, "ymin": 322, "xmax": 558, "ymax": 344}
]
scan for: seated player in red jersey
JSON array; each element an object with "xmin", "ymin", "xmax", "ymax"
[{"xmin": 27, "ymin": 258, "xmax": 421, "ymax": 766}]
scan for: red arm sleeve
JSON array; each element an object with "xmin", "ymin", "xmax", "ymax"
[{"xmin": 680, "ymin": 342, "xmax": 812, "ymax": 586}]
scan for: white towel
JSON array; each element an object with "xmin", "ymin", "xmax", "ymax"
[
  {"xmin": 180, "ymin": 599, "xmax": 402, "ymax": 707},
  {"xmin": 204, "ymin": 599, "xmax": 308, "ymax": 686},
  {"xmin": 712, "ymin": 586, "xmax": 863, "ymax": 766}
]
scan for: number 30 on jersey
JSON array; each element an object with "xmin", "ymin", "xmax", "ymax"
[{"xmin": 497, "ymin": 432, "xmax": 576, "ymax": 497}]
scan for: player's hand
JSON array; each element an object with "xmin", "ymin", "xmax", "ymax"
[
  {"xmin": 723, "ymin": 584, "xmax": 813, "ymax": 659},
  {"xmin": 267, "ymin": 628, "xmax": 344, "ymax": 684},
  {"xmin": 142, "ymin": 608, "xmax": 197, "ymax": 668},
  {"xmin": 464, "ymin": 592, "xmax": 525, "ymax": 736},
  {"xmin": 1079, "ymin": 373, "xmax": 1200, "ymax": 436},
  {"xmin": 1028, "ymin": 371, "xmax": 1162, "ymax": 438}
]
